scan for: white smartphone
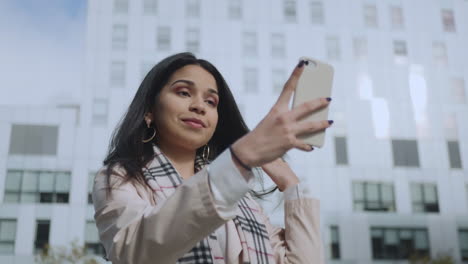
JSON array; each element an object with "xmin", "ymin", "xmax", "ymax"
[{"xmin": 292, "ymin": 57, "xmax": 334, "ymax": 148}]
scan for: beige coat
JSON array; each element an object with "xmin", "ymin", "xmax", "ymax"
[{"xmin": 93, "ymin": 165, "xmax": 324, "ymax": 263}]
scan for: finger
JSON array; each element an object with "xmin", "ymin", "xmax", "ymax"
[
  {"xmin": 292, "ymin": 138, "xmax": 314, "ymax": 152},
  {"xmin": 295, "ymin": 119, "xmax": 334, "ymax": 136},
  {"xmin": 276, "ymin": 60, "xmax": 306, "ymax": 106},
  {"xmin": 290, "ymin": 97, "xmax": 331, "ymax": 121}
]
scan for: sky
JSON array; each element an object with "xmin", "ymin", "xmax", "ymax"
[{"xmin": 0, "ymin": 0, "xmax": 87, "ymax": 106}]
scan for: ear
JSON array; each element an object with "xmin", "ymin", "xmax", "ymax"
[{"xmin": 144, "ymin": 112, "xmax": 152, "ymax": 126}]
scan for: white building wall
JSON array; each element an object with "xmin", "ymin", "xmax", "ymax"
[{"xmin": 1, "ymin": 0, "xmax": 467, "ymax": 263}]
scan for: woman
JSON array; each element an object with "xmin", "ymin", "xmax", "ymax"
[{"xmin": 92, "ymin": 52, "xmax": 332, "ymax": 263}]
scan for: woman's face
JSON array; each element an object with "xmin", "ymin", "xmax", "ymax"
[{"xmin": 149, "ymin": 65, "xmax": 219, "ymax": 151}]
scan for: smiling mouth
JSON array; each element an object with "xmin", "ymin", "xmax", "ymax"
[{"xmin": 181, "ymin": 118, "xmax": 205, "ymax": 129}]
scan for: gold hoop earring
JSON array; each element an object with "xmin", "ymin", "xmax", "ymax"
[
  {"xmin": 202, "ymin": 144, "xmax": 211, "ymax": 162},
  {"xmin": 142, "ymin": 123, "xmax": 157, "ymax": 143}
]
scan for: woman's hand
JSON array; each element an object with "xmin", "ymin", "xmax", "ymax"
[
  {"xmin": 232, "ymin": 60, "xmax": 332, "ymax": 168},
  {"xmin": 261, "ymin": 158, "xmax": 298, "ymax": 191}
]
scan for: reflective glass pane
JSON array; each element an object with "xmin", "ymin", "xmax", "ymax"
[
  {"xmin": 330, "ymin": 226, "xmax": 339, "ymax": 242},
  {"xmin": 411, "ymin": 184, "xmax": 422, "ymax": 202},
  {"xmin": 353, "ymin": 182, "xmax": 364, "ymax": 200},
  {"xmin": 414, "ymin": 230, "xmax": 428, "ymax": 249},
  {"xmin": 400, "ymin": 230, "xmax": 412, "ymax": 239},
  {"xmin": 21, "ymin": 171, "xmax": 38, "ymax": 192},
  {"xmin": 88, "ymin": 172, "xmax": 96, "ymax": 193},
  {"xmin": 366, "ymin": 183, "xmax": 379, "ymax": 201},
  {"xmin": 424, "ymin": 184, "xmax": 437, "ymax": 203},
  {"xmin": 3, "ymin": 193, "xmax": 19, "ymax": 203},
  {"xmin": 384, "ymin": 229, "xmax": 398, "ymax": 245},
  {"xmin": 0, "ymin": 221, "xmax": 16, "ymax": 240},
  {"xmin": 0, "ymin": 243, "xmax": 14, "ymax": 254},
  {"xmin": 21, "ymin": 192, "xmax": 37, "ymax": 203},
  {"xmin": 448, "ymin": 141, "xmax": 462, "ymax": 169},
  {"xmin": 459, "ymin": 231, "xmax": 468, "ymax": 249},
  {"xmin": 85, "ymin": 222, "xmax": 99, "ymax": 242},
  {"xmin": 39, "ymin": 172, "xmax": 54, "ymax": 192},
  {"xmin": 371, "ymin": 228, "xmax": 383, "ymax": 238},
  {"xmin": 5, "ymin": 171, "xmax": 22, "ymax": 191},
  {"xmin": 55, "ymin": 173, "xmax": 71, "ymax": 192},
  {"xmin": 413, "ymin": 203, "xmax": 424, "ymax": 212},
  {"xmin": 381, "ymin": 184, "xmax": 394, "ymax": 202}
]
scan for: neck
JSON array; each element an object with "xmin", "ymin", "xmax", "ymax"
[{"xmin": 156, "ymin": 142, "xmax": 196, "ymax": 180}]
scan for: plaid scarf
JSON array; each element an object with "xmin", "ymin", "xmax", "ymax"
[{"xmin": 143, "ymin": 144, "xmax": 275, "ymax": 264}]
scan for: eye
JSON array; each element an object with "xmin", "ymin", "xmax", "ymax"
[
  {"xmin": 206, "ymin": 100, "xmax": 216, "ymax": 106},
  {"xmin": 177, "ymin": 90, "xmax": 190, "ymax": 97}
]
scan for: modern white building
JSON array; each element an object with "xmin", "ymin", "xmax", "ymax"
[{"xmin": 1, "ymin": 0, "xmax": 467, "ymax": 263}]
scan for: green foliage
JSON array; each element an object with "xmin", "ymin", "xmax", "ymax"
[{"xmin": 35, "ymin": 240, "xmax": 100, "ymax": 264}]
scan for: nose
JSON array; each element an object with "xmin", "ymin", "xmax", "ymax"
[{"xmin": 189, "ymin": 97, "xmax": 206, "ymax": 115}]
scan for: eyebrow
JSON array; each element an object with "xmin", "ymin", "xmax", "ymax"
[{"xmin": 170, "ymin": 79, "xmax": 219, "ymax": 95}]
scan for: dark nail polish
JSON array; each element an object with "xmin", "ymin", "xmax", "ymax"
[
  {"xmin": 304, "ymin": 60, "xmax": 309, "ymax": 66},
  {"xmin": 297, "ymin": 60, "xmax": 305, "ymax": 68},
  {"xmin": 308, "ymin": 144, "xmax": 314, "ymax": 151},
  {"xmin": 328, "ymin": 120, "xmax": 334, "ymax": 125},
  {"xmin": 326, "ymin": 97, "xmax": 332, "ymax": 102}
]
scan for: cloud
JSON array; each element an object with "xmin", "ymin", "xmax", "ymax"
[{"xmin": 0, "ymin": 0, "xmax": 86, "ymax": 106}]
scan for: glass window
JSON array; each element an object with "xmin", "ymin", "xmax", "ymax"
[
  {"xmin": 186, "ymin": 0, "xmax": 200, "ymax": 18},
  {"xmin": 35, "ymin": 220, "xmax": 50, "ymax": 254},
  {"xmin": 113, "ymin": 0, "xmax": 128, "ymax": 14},
  {"xmin": 447, "ymin": 141, "xmax": 462, "ymax": 169},
  {"xmin": 157, "ymin": 26, "xmax": 171, "ymax": 51},
  {"xmin": 411, "ymin": 183, "xmax": 439, "ymax": 213},
  {"xmin": 186, "ymin": 28, "xmax": 200, "ymax": 53},
  {"xmin": 459, "ymin": 229, "xmax": 468, "ymax": 261},
  {"xmin": 143, "ymin": 0, "xmax": 157, "ymax": 15},
  {"xmin": 21, "ymin": 171, "xmax": 38, "ymax": 203},
  {"xmin": 393, "ymin": 40, "xmax": 407, "ymax": 64},
  {"xmin": 353, "ymin": 182, "xmax": 396, "ymax": 212},
  {"xmin": 390, "ymin": 6, "xmax": 404, "ymax": 29},
  {"xmin": 271, "ymin": 33, "xmax": 285, "ymax": 58},
  {"xmin": 0, "ymin": 219, "xmax": 16, "ymax": 255},
  {"xmin": 110, "ymin": 61, "xmax": 126, "ymax": 87},
  {"xmin": 4, "ymin": 170, "xmax": 70, "ymax": 204},
  {"xmin": 326, "ymin": 36, "xmax": 340, "ymax": 60},
  {"xmin": 92, "ymin": 99, "xmax": 108, "ymax": 125},
  {"xmin": 4, "ymin": 171, "xmax": 21, "ymax": 202},
  {"xmin": 243, "ymin": 32, "xmax": 257, "ymax": 57},
  {"xmin": 228, "ymin": 0, "xmax": 242, "ymax": 20},
  {"xmin": 330, "ymin": 226, "xmax": 340, "ymax": 259},
  {"xmin": 353, "ymin": 37, "xmax": 367, "ymax": 60},
  {"xmin": 441, "ymin": 9, "xmax": 456, "ymax": 32},
  {"xmin": 9, "ymin": 124, "xmax": 58, "ymax": 156},
  {"xmin": 391, "ymin": 139, "xmax": 420, "ymax": 167},
  {"xmin": 284, "ymin": 0, "xmax": 296, "ymax": 22},
  {"xmin": 112, "ymin": 24, "xmax": 127, "ymax": 50},
  {"xmin": 334, "ymin": 136, "xmax": 348, "ymax": 165},
  {"xmin": 433, "ymin": 41, "xmax": 448, "ymax": 65},
  {"xmin": 363, "ymin": 4, "xmax": 378, "ymax": 28},
  {"xmin": 88, "ymin": 172, "xmax": 96, "ymax": 204},
  {"xmin": 244, "ymin": 68, "xmax": 258, "ymax": 93},
  {"xmin": 85, "ymin": 221, "xmax": 105, "ymax": 256},
  {"xmin": 310, "ymin": 1, "xmax": 324, "ymax": 24},
  {"xmin": 5, "ymin": 171, "xmax": 21, "ymax": 192},
  {"xmin": 371, "ymin": 227, "xmax": 429, "ymax": 260}
]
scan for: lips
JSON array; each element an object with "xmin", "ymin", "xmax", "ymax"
[{"xmin": 181, "ymin": 118, "xmax": 206, "ymax": 128}]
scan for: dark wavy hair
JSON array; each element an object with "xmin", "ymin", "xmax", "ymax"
[{"xmin": 103, "ymin": 52, "xmax": 276, "ymax": 197}]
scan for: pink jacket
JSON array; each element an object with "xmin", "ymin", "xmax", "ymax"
[{"xmin": 92, "ymin": 152, "xmax": 324, "ymax": 263}]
